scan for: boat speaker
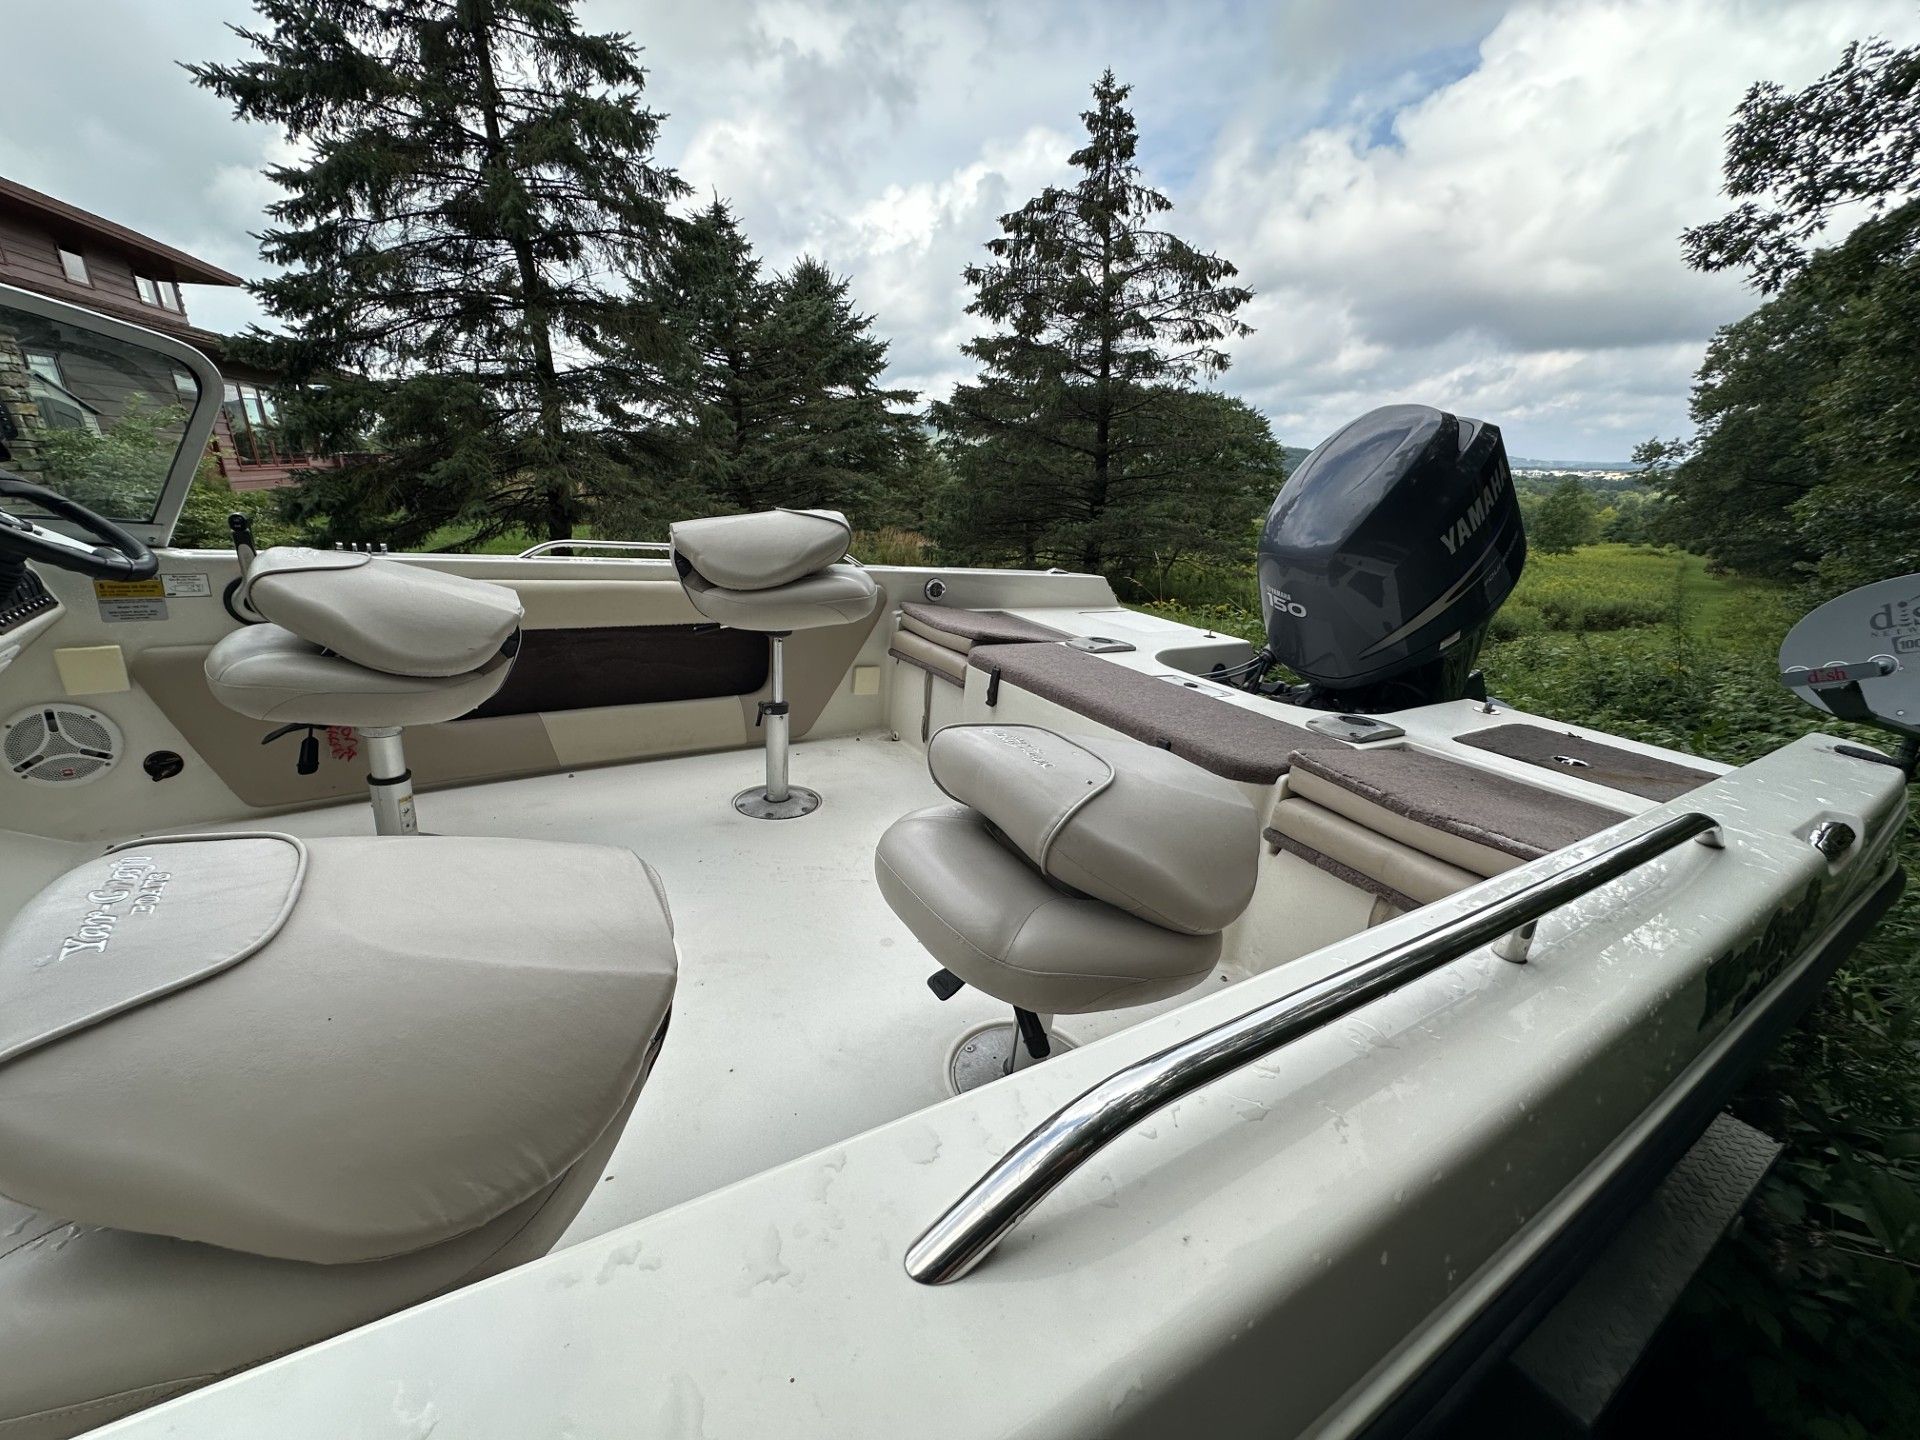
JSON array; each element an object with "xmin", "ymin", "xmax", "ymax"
[{"xmin": 3, "ymin": 703, "xmax": 124, "ymax": 786}]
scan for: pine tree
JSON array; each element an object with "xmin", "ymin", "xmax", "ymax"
[
  {"xmin": 618, "ymin": 203, "xmax": 921, "ymax": 529},
  {"xmin": 193, "ymin": 0, "xmax": 687, "ymax": 545},
  {"xmin": 931, "ymin": 71, "xmax": 1258, "ymax": 576}
]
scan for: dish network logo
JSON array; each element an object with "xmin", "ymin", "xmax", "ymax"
[{"xmin": 1869, "ymin": 593, "xmax": 1920, "ymax": 652}]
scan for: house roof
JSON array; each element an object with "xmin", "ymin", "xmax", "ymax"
[{"xmin": 0, "ymin": 176, "xmax": 246, "ymax": 287}]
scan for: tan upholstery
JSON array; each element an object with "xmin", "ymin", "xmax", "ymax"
[
  {"xmin": 876, "ymin": 805, "xmax": 1221, "ymax": 1014},
  {"xmin": 1268, "ymin": 797, "xmax": 1482, "ymax": 909},
  {"xmin": 668, "ymin": 509, "xmax": 852, "ymax": 592},
  {"xmin": 202, "ymin": 623, "xmax": 514, "ymax": 726},
  {"xmin": 678, "ymin": 562, "xmax": 880, "ymax": 633},
  {"xmin": 876, "ymin": 726, "xmax": 1259, "ymax": 1015},
  {"xmin": 0, "ymin": 834, "xmax": 676, "ymax": 1264},
  {"xmin": 890, "ymin": 627, "xmax": 968, "ymax": 684},
  {"xmin": 900, "ymin": 610, "xmax": 978, "ymax": 653},
  {"xmin": 927, "ymin": 725, "xmax": 1257, "ymax": 935},
  {"xmin": 0, "ymin": 1062, "xmax": 653, "ymax": 1440},
  {"xmin": 0, "ymin": 833, "xmax": 676, "ymax": 1439},
  {"xmin": 244, "ymin": 549, "xmax": 524, "ymax": 678}
]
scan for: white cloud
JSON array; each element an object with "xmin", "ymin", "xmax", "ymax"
[
  {"xmin": 1192, "ymin": 0, "xmax": 1920, "ymax": 455},
  {"xmin": 4, "ymin": 0, "xmax": 1916, "ymax": 457}
]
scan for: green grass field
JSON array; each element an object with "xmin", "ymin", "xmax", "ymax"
[{"xmin": 1143, "ymin": 545, "xmax": 1920, "ymax": 1437}]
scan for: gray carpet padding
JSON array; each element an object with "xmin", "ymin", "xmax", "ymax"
[
  {"xmin": 1287, "ymin": 748, "xmax": 1629, "ymax": 863},
  {"xmin": 898, "ymin": 602, "xmax": 1069, "ymax": 646},
  {"xmin": 1454, "ymin": 723, "xmax": 1718, "ymax": 801},
  {"xmin": 967, "ymin": 642, "xmax": 1348, "ymax": 784}
]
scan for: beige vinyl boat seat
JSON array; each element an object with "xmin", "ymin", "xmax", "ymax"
[
  {"xmin": 888, "ymin": 602, "xmax": 1068, "ymax": 687},
  {"xmin": 876, "ymin": 725, "xmax": 1260, "ymax": 1083},
  {"xmin": 0, "ymin": 832, "xmax": 676, "ymax": 1439},
  {"xmin": 669, "ymin": 508, "xmax": 881, "ymax": 819},
  {"xmin": 967, "ymin": 639, "xmax": 1352, "ymax": 784},
  {"xmin": 1266, "ymin": 747, "xmax": 1631, "ymax": 915},
  {"xmin": 202, "ymin": 548, "xmax": 525, "ymax": 833}
]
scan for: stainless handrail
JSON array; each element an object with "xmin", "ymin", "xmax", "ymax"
[
  {"xmin": 515, "ymin": 539, "xmax": 673, "ymax": 559},
  {"xmin": 904, "ymin": 809, "xmax": 1723, "ymax": 1284}
]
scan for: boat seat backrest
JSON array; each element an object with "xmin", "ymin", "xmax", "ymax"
[
  {"xmin": 243, "ymin": 547, "xmax": 524, "ymax": 679},
  {"xmin": 926, "ymin": 724, "xmax": 1257, "ymax": 936}
]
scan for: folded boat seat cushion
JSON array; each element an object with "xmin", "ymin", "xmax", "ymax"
[
  {"xmin": 876, "ymin": 725, "xmax": 1260, "ymax": 1014},
  {"xmin": 0, "ymin": 832, "xmax": 676, "ymax": 1437},
  {"xmin": 669, "ymin": 508, "xmax": 879, "ymax": 632},
  {"xmin": 203, "ymin": 547, "xmax": 525, "ymax": 726},
  {"xmin": 1266, "ymin": 747, "xmax": 1631, "ymax": 911},
  {"xmin": 889, "ymin": 602, "xmax": 1068, "ymax": 685},
  {"xmin": 967, "ymin": 640, "xmax": 1352, "ymax": 784}
]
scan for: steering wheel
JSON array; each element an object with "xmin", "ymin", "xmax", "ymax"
[{"xmin": 0, "ymin": 468, "xmax": 158, "ymax": 581}]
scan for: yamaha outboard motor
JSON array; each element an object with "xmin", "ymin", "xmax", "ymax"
[{"xmin": 1256, "ymin": 404, "xmax": 1525, "ymax": 712}]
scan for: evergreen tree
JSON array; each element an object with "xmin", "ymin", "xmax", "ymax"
[
  {"xmin": 616, "ymin": 202, "xmax": 921, "ymax": 530},
  {"xmin": 193, "ymin": 0, "xmax": 686, "ymax": 545},
  {"xmin": 931, "ymin": 71, "xmax": 1257, "ymax": 577}
]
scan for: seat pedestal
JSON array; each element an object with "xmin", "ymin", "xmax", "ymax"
[
  {"xmin": 361, "ymin": 726, "xmax": 419, "ymax": 836},
  {"xmin": 735, "ymin": 633, "xmax": 820, "ymax": 820}
]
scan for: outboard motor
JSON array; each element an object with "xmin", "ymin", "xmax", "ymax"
[{"xmin": 1254, "ymin": 404, "xmax": 1526, "ymax": 712}]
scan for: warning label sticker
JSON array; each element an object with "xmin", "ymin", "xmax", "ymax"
[
  {"xmin": 163, "ymin": 573, "xmax": 212, "ymax": 598},
  {"xmin": 98, "ymin": 598, "xmax": 168, "ymax": 623},
  {"xmin": 93, "ymin": 579, "xmax": 165, "ymax": 601}
]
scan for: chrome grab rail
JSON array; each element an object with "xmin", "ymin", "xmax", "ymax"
[
  {"xmin": 904, "ymin": 810, "xmax": 1723, "ymax": 1285},
  {"xmin": 515, "ymin": 539, "xmax": 673, "ymax": 559}
]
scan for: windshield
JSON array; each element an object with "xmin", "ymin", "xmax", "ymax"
[{"xmin": 0, "ymin": 299, "xmax": 200, "ymax": 523}]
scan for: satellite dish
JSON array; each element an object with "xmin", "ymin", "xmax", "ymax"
[{"xmin": 1779, "ymin": 574, "xmax": 1920, "ymax": 751}]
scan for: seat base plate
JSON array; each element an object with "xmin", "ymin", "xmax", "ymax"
[
  {"xmin": 946, "ymin": 1021, "xmax": 1075, "ymax": 1095},
  {"xmin": 733, "ymin": 786, "xmax": 822, "ymax": 821}
]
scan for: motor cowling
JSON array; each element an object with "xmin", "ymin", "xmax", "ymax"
[{"xmin": 1257, "ymin": 404, "xmax": 1526, "ymax": 711}]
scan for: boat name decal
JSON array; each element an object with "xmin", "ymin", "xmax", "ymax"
[
  {"xmin": 1697, "ymin": 877, "xmax": 1826, "ymax": 1032},
  {"xmin": 53, "ymin": 854, "xmax": 173, "ymax": 964},
  {"xmin": 986, "ymin": 728, "xmax": 1057, "ymax": 770}
]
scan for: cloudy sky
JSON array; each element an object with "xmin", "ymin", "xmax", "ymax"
[{"xmin": 5, "ymin": 0, "xmax": 1914, "ymax": 460}]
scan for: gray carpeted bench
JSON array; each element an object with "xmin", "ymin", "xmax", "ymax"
[
  {"xmin": 889, "ymin": 604, "xmax": 1070, "ymax": 685},
  {"xmin": 1454, "ymin": 722, "xmax": 1718, "ymax": 801},
  {"xmin": 964, "ymin": 640, "xmax": 1348, "ymax": 784},
  {"xmin": 1265, "ymin": 746, "xmax": 1632, "ymax": 912}
]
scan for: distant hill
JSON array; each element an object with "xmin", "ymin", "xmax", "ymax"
[{"xmin": 1509, "ymin": 456, "xmax": 1642, "ymax": 473}]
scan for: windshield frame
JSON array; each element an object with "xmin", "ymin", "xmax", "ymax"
[{"xmin": 0, "ymin": 280, "xmax": 226, "ymax": 547}]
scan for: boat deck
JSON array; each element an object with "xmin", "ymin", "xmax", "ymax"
[{"xmin": 177, "ymin": 731, "xmax": 1186, "ymax": 1245}]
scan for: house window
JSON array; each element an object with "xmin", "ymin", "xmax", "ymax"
[
  {"xmin": 223, "ymin": 380, "xmax": 282, "ymax": 464},
  {"xmin": 21, "ymin": 348, "xmax": 102, "ymax": 435},
  {"xmin": 134, "ymin": 276, "xmax": 183, "ymax": 312},
  {"xmin": 57, "ymin": 247, "xmax": 90, "ymax": 285},
  {"xmin": 172, "ymin": 367, "xmax": 198, "ymax": 402}
]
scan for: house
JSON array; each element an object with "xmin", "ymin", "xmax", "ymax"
[{"xmin": 0, "ymin": 175, "xmax": 338, "ymax": 490}]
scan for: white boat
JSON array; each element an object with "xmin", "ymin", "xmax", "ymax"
[{"xmin": 0, "ymin": 280, "xmax": 1910, "ymax": 1439}]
